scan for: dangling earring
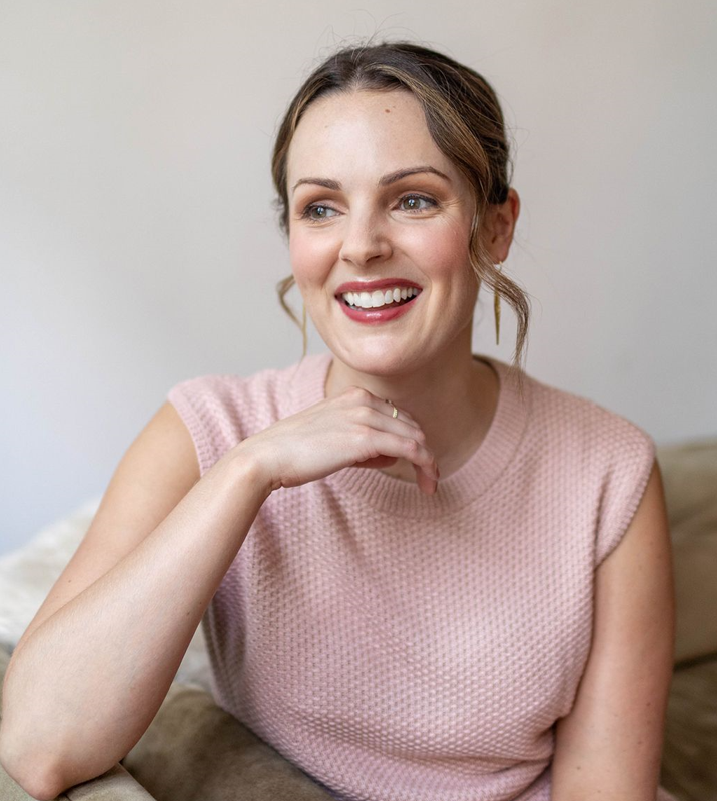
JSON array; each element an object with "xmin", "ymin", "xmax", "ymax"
[{"xmin": 494, "ymin": 261, "xmax": 503, "ymax": 346}]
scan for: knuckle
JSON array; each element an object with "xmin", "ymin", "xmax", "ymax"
[
  {"xmin": 353, "ymin": 405, "xmax": 374, "ymax": 424},
  {"xmin": 353, "ymin": 423, "xmax": 373, "ymax": 440},
  {"xmin": 405, "ymin": 438, "xmax": 420, "ymax": 458},
  {"xmin": 346, "ymin": 385, "xmax": 371, "ymax": 402}
]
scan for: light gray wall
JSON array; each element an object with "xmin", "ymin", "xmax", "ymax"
[{"xmin": 2, "ymin": 1, "xmax": 715, "ymax": 554}]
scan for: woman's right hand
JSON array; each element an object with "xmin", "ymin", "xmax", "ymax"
[{"xmin": 237, "ymin": 386, "xmax": 440, "ymax": 496}]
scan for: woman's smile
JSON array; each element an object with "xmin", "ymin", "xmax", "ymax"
[{"xmin": 336, "ymin": 284, "xmax": 424, "ymax": 324}]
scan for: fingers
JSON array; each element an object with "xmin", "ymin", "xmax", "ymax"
[
  {"xmin": 380, "ymin": 406, "xmax": 439, "ymax": 495},
  {"xmin": 383, "ymin": 398, "xmax": 400, "ymax": 421},
  {"xmin": 341, "ymin": 387, "xmax": 438, "ymax": 495},
  {"xmin": 382, "ymin": 398, "xmax": 419, "ymax": 427},
  {"xmin": 415, "ymin": 464, "xmax": 439, "ymax": 496},
  {"xmin": 342, "ymin": 387, "xmax": 420, "ymax": 430},
  {"xmin": 366, "ymin": 429, "xmax": 439, "ymax": 488},
  {"xmin": 350, "ymin": 404, "xmax": 425, "ymax": 443}
]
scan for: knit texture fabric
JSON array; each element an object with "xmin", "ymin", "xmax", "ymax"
[{"xmin": 167, "ymin": 353, "xmax": 677, "ymax": 801}]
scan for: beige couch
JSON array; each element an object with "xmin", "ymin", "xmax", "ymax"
[{"xmin": 1, "ymin": 438, "xmax": 716, "ymax": 801}]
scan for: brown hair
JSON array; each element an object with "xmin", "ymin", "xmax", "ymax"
[{"xmin": 271, "ymin": 39, "xmax": 531, "ymax": 388}]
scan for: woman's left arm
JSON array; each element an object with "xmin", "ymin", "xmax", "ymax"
[{"xmin": 551, "ymin": 459, "xmax": 676, "ymax": 801}]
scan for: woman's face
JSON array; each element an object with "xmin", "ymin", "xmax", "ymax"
[{"xmin": 286, "ymin": 88, "xmax": 480, "ymax": 376}]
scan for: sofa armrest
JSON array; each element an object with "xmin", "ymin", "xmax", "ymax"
[{"xmin": 63, "ymin": 763, "xmax": 156, "ymax": 800}]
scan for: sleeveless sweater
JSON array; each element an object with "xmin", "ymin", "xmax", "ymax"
[{"xmin": 167, "ymin": 353, "xmax": 677, "ymax": 801}]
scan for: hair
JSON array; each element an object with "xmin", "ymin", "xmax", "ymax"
[{"xmin": 270, "ymin": 39, "xmax": 530, "ymax": 392}]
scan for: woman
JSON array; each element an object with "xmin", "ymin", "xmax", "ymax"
[{"xmin": 0, "ymin": 41, "xmax": 677, "ymax": 801}]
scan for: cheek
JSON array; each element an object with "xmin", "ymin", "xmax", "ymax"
[
  {"xmin": 289, "ymin": 230, "xmax": 337, "ymax": 285},
  {"xmin": 406, "ymin": 224, "xmax": 472, "ymax": 276}
]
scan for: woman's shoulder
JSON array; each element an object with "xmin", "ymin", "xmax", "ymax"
[
  {"xmin": 164, "ymin": 357, "xmax": 319, "ymax": 475},
  {"xmin": 517, "ymin": 365, "xmax": 656, "ymax": 466},
  {"xmin": 513, "ymin": 367, "xmax": 657, "ymax": 566},
  {"xmin": 167, "ymin": 355, "xmax": 321, "ymax": 412}
]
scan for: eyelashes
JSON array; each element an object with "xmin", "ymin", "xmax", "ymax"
[
  {"xmin": 298, "ymin": 204, "xmax": 336, "ymax": 223},
  {"xmin": 396, "ymin": 195, "xmax": 438, "ymax": 213},
  {"xmin": 298, "ymin": 194, "xmax": 438, "ymax": 224}
]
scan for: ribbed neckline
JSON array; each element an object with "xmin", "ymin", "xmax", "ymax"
[{"xmin": 287, "ymin": 352, "xmax": 532, "ymax": 519}]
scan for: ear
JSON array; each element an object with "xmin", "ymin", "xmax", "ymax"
[{"xmin": 484, "ymin": 188, "xmax": 520, "ymax": 262}]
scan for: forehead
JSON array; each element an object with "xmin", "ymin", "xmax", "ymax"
[{"xmin": 286, "ymin": 89, "xmax": 459, "ymax": 187}]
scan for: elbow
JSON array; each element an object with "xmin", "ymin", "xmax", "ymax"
[
  {"xmin": 14, "ymin": 776, "xmax": 65, "ymax": 801},
  {"xmin": 0, "ymin": 727, "xmax": 69, "ymax": 801},
  {"xmin": 0, "ymin": 753, "xmax": 65, "ymax": 800},
  {"xmin": 0, "ymin": 726, "xmax": 127, "ymax": 800}
]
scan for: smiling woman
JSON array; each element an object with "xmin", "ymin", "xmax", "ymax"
[
  {"xmin": 0, "ymin": 39, "xmax": 677, "ymax": 801},
  {"xmin": 272, "ymin": 43, "xmax": 529, "ymax": 386},
  {"xmin": 284, "ymin": 88, "xmax": 491, "ymax": 390}
]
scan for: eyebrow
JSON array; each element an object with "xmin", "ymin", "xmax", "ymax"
[{"xmin": 290, "ymin": 165, "xmax": 451, "ymax": 195}]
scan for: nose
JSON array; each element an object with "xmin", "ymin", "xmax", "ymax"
[{"xmin": 338, "ymin": 208, "xmax": 393, "ymax": 267}]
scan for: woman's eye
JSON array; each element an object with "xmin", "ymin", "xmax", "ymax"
[
  {"xmin": 301, "ymin": 204, "xmax": 338, "ymax": 222},
  {"xmin": 398, "ymin": 195, "xmax": 436, "ymax": 212}
]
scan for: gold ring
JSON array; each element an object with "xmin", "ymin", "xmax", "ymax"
[{"xmin": 385, "ymin": 398, "xmax": 399, "ymax": 419}]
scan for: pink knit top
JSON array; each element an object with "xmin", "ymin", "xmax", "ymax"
[{"xmin": 167, "ymin": 353, "xmax": 677, "ymax": 801}]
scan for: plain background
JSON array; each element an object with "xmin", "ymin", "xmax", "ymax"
[{"xmin": 1, "ymin": 1, "xmax": 715, "ymax": 555}]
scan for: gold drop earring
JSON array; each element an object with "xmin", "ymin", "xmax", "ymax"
[{"xmin": 494, "ymin": 261, "xmax": 503, "ymax": 346}]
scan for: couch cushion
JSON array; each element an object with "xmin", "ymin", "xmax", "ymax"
[
  {"xmin": 657, "ymin": 438, "xmax": 717, "ymax": 663},
  {"xmin": 121, "ymin": 682, "xmax": 334, "ymax": 801},
  {"xmin": 661, "ymin": 656, "xmax": 717, "ymax": 801}
]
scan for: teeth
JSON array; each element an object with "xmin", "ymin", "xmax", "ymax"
[{"xmin": 341, "ymin": 286, "xmax": 420, "ymax": 309}]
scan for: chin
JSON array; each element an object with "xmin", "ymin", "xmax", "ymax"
[{"xmin": 331, "ymin": 343, "xmax": 427, "ymax": 377}]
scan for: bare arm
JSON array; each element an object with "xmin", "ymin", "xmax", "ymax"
[
  {"xmin": 0, "ymin": 385, "xmax": 439, "ymax": 800},
  {"xmin": 551, "ymin": 459, "xmax": 676, "ymax": 800},
  {"xmin": 0, "ymin": 402, "xmax": 270, "ymax": 799}
]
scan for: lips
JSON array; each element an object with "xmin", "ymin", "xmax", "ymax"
[{"xmin": 336, "ymin": 287, "xmax": 422, "ymax": 324}]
